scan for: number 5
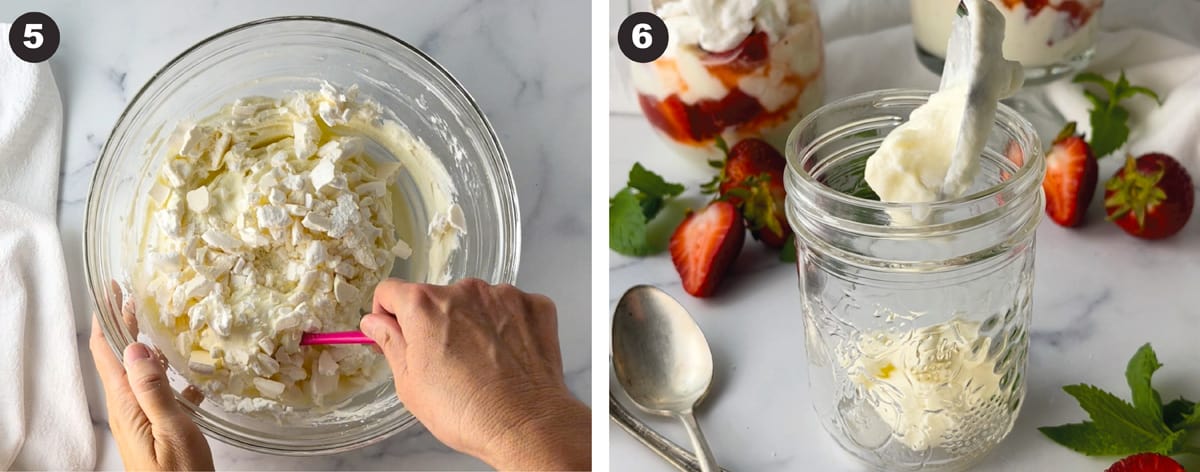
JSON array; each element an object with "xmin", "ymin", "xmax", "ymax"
[
  {"xmin": 632, "ymin": 23, "xmax": 652, "ymax": 49},
  {"xmin": 23, "ymin": 23, "xmax": 43, "ymax": 49}
]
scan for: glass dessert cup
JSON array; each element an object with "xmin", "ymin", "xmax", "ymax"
[
  {"xmin": 784, "ymin": 89, "xmax": 1044, "ymax": 471},
  {"xmin": 84, "ymin": 17, "xmax": 520, "ymax": 455},
  {"xmin": 912, "ymin": 0, "xmax": 1103, "ymax": 85},
  {"xmin": 911, "ymin": 0, "xmax": 1104, "ymax": 143},
  {"xmin": 629, "ymin": 0, "xmax": 825, "ymax": 162}
]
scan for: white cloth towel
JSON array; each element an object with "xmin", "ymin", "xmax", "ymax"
[{"xmin": 0, "ymin": 23, "xmax": 97, "ymax": 471}]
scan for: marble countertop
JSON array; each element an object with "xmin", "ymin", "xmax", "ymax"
[
  {"xmin": 608, "ymin": 1, "xmax": 1200, "ymax": 471},
  {"xmin": 3, "ymin": 0, "xmax": 590, "ymax": 469}
]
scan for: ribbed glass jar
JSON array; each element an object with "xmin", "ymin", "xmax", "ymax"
[{"xmin": 784, "ymin": 89, "xmax": 1044, "ymax": 471}]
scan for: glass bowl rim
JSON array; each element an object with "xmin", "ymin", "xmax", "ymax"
[{"xmin": 83, "ymin": 15, "xmax": 520, "ymax": 455}]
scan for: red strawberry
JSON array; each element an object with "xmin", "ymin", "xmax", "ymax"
[
  {"xmin": 1104, "ymin": 152, "xmax": 1194, "ymax": 239},
  {"xmin": 669, "ymin": 201, "xmax": 745, "ymax": 297},
  {"xmin": 702, "ymin": 31, "xmax": 769, "ymax": 70},
  {"xmin": 712, "ymin": 138, "xmax": 791, "ymax": 247},
  {"xmin": 1105, "ymin": 453, "xmax": 1184, "ymax": 472},
  {"xmin": 1042, "ymin": 122, "xmax": 1097, "ymax": 227}
]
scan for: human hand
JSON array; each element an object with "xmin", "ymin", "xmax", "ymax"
[
  {"xmin": 90, "ymin": 315, "xmax": 214, "ymax": 471},
  {"xmin": 361, "ymin": 279, "xmax": 590, "ymax": 471}
]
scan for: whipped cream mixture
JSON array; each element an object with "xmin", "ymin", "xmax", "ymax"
[
  {"xmin": 844, "ymin": 318, "xmax": 1004, "ymax": 451},
  {"xmin": 865, "ymin": 0, "xmax": 1023, "ymax": 210},
  {"xmin": 134, "ymin": 83, "xmax": 461, "ymax": 415}
]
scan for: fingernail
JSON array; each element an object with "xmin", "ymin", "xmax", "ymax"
[
  {"xmin": 360, "ymin": 317, "xmax": 378, "ymax": 337},
  {"xmin": 125, "ymin": 343, "xmax": 151, "ymax": 361}
]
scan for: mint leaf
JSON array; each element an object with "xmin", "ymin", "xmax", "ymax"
[
  {"xmin": 1062, "ymin": 383, "xmax": 1177, "ymax": 454},
  {"xmin": 1171, "ymin": 401, "xmax": 1200, "ymax": 431},
  {"xmin": 610, "ymin": 188, "xmax": 651, "ymax": 256},
  {"xmin": 779, "ymin": 233, "xmax": 797, "ymax": 263},
  {"xmin": 1126, "ymin": 343, "xmax": 1164, "ymax": 423},
  {"xmin": 610, "ymin": 163, "xmax": 687, "ymax": 256},
  {"xmin": 1039, "ymin": 422, "xmax": 1134, "ymax": 456},
  {"xmin": 629, "ymin": 163, "xmax": 684, "ymax": 200},
  {"xmin": 1163, "ymin": 398, "xmax": 1195, "ymax": 430},
  {"xmin": 1073, "ymin": 70, "xmax": 1160, "ymax": 158},
  {"xmin": 1088, "ymin": 104, "xmax": 1130, "ymax": 159},
  {"xmin": 1126, "ymin": 86, "xmax": 1162, "ymax": 105}
]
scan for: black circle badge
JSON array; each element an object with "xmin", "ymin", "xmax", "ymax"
[
  {"xmin": 9, "ymin": 12, "xmax": 60, "ymax": 63},
  {"xmin": 618, "ymin": 12, "xmax": 668, "ymax": 64}
]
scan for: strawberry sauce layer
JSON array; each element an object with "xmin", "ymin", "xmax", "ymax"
[
  {"xmin": 637, "ymin": 31, "xmax": 818, "ymax": 146},
  {"xmin": 1001, "ymin": 0, "xmax": 1102, "ymax": 31}
]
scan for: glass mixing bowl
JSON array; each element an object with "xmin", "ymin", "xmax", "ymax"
[{"xmin": 84, "ymin": 16, "xmax": 520, "ymax": 455}]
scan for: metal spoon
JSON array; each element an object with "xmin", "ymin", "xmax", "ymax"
[{"xmin": 612, "ymin": 285, "xmax": 719, "ymax": 472}]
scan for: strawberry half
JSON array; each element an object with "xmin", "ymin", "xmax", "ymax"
[
  {"xmin": 1105, "ymin": 453, "xmax": 1184, "ymax": 472},
  {"xmin": 1104, "ymin": 152, "xmax": 1194, "ymax": 239},
  {"xmin": 1042, "ymin": 122, "xmax": 1097, "ymax": 227},
  {"xmin": 708, "ymin": 138, "xmax": 791, "ymax": 247},
  {"xmin": 669, "ymin": 201, "xmax": 745, "ymax": 297}
]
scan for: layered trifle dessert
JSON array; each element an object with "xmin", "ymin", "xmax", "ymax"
[
  {"xmin": 631, "ymin": 0, "xmax": 825, "ymax": 161},
  {"xmin": 912, "ymin": 0, "xmax": 1103, "ymax": 81}
]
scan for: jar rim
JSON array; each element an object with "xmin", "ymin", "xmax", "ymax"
[{"xmin": 784, "ymin": 88, "xmax": 1044, "ymax": 214}]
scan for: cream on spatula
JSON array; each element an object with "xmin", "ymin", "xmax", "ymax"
[{"xmin": 863, "ymin": 0, "xmax": 1024, "ymax": 221}]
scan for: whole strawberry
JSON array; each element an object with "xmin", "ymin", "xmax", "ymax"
[
  {"xmin": 1042, "ymin": 122, "xmax": 1097, "ymax": 227},
  {"xmin": 669, "ymin": 201, "xmax": 745, "ymax": 297},
  {"xmin": 1105, "ymin": 453, "xmax": 1184, "ymax": 472},
  {"xmin": 1104, "ymin": 153, "xmax": 1194, "ymax": 239},
  {"xmin": 708, "ymin": 138, "xmax": 791, "ymax": 248}
]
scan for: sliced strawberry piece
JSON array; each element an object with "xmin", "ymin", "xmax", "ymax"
[
  {"xmin": 710, "ymin": 139, "xmax": 791, "ymax": 248},
  {"xmin": 1105, "ymin": 453, "xmax": 1184, "ymax": 472},
  {"xmin": 669, "ymin": 201, "xmax": 745, "ymax": 297},
  {"xmin": 1042, "ymin": 122, "xmax": 1097, "ymax": 227},
  {"xmin": 638, "ymin": 93, "xmax": 695, "ymax": 143},
  {"xmin": 702, "ymin": 31, "xmax": 769, "ymax": 71},
  {"xmin": 1105, "ymin": 152, "xmax": 1194, "ymax": 239},
  {"xmin": 1000, "ymin": 139, "xmax": 1025, "ymax": 181}
]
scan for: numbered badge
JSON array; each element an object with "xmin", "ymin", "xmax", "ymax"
[
  {"xmin": 9, "ymin": 12, "xmax": 60, "ymax": 63},
  {"xmin": 618, "ymin": 11, "xmax": 668, "ymax": 63}
]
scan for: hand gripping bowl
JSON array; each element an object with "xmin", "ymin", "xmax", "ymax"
[{"xmin": 84, "ymin": 17, "xmax": 520, "ymax": 454}]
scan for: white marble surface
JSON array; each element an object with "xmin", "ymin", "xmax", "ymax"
[
  {"xmin": 0, "ymin": 0, "xmax": 590, "ymax": 469},
  {"xmin": 609, "ymin": 0, "xmax": 1200, "ymax": 471}
]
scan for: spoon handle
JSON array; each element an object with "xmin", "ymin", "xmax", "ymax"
[
  {"xmin": 610, "ymin": 394, "xmax": 704, "ymax": 472},
  {"xmin": 678, "ymin": 411, "xmax": 720, "ymax": 472}
]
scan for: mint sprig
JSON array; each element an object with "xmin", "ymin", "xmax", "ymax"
[
  {"xmin": 1040, "ymin": 343, "xmax": 1200, "ymax": 458},
  {"xmin": 609, "ymin": 163, "xmax": 685, "ymax": 256},
  {"xmin": 1073, "ymin": 70, "xmax": 1161, "ymax": 158}
]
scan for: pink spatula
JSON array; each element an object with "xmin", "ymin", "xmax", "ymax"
[{"xmin": 300, "ymin": 331, "xmax": 375, "ymax": 346}]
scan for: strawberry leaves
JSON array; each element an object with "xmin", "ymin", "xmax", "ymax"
[
  {"xmin": 1073, "ymin": 71, "xmax": 1161, "ymax": 158},
  {"xmin": 1040, "ymin": 344, "xmax": 1200, "ymax": 458},
  {"xmin": 610, "ymin": 163, "xmax": 685, "ymax": 256}
]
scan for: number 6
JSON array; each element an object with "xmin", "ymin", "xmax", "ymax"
[
  {"xmin": 23, "ymin": 23, "xmax": 43, "ymax": 49},
  {"xmin": 632, "ymin": 23, "xmax": 652, "ymax": 49}
]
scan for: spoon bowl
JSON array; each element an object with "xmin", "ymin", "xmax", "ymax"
[{"xmin": 612, "ymin": 285, "xmax": 719, "ymax": 472}]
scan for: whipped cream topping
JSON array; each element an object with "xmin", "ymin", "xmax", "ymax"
[
  {"xmin": 865, "ymin": 0, "xmax": 1023, "ymax": 210},
  {"xmin": 657, "ymin": 0, "xmax": 790, "ymax": 52},
  {"xmin": 134, "ymin": 83, "xmax": 461, "ymax": 415}
]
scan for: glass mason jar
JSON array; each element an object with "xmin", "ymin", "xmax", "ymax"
[
  {"xmin": 629, "ymin": 0, "xmax": 825, "ymax": 162},
  {"xmin": 784, "ymin": 89, "xmax": 1044, "ymax": 471},
  {"xmin": 912, "ymin": 0, "xmax": 1104, "ymax": 85}
]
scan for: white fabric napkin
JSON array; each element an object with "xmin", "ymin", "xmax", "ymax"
[{"xmin": 0, "ymin": 23, "xmax": 97, "ymax": 471}]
